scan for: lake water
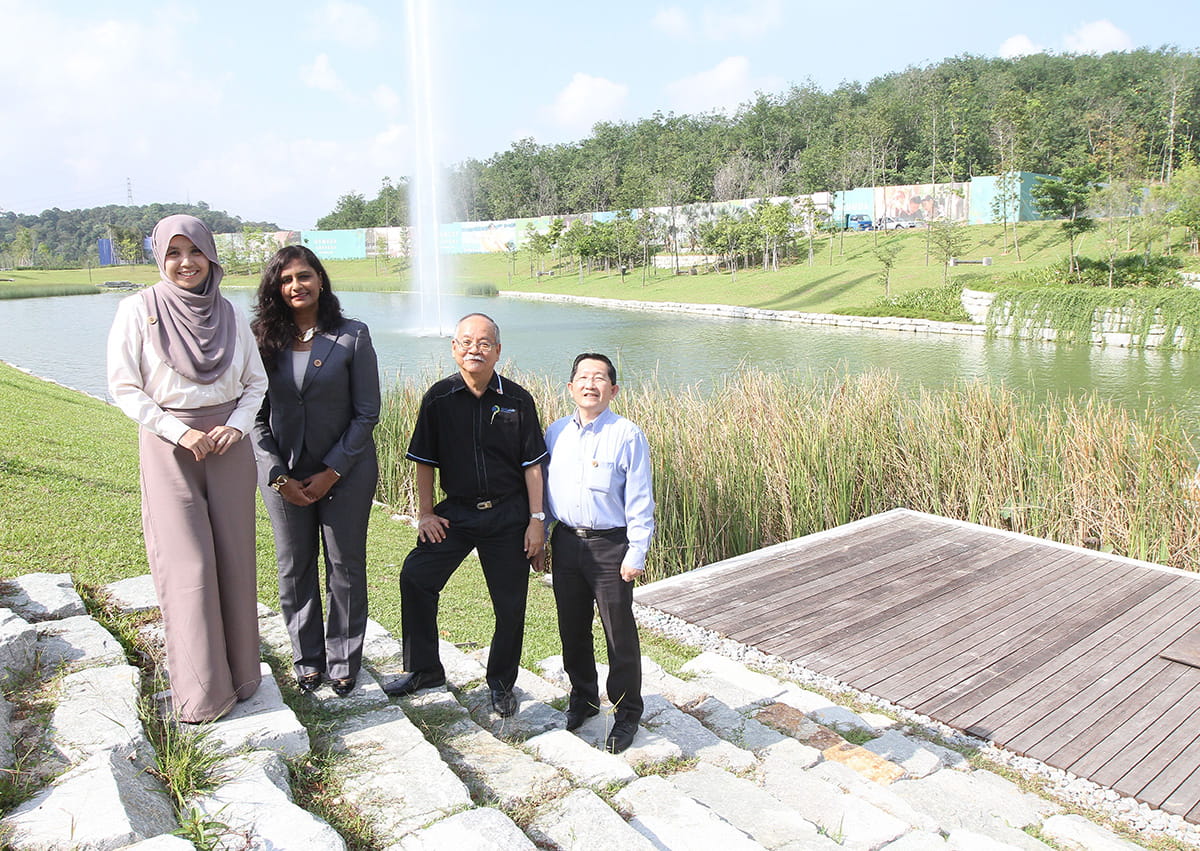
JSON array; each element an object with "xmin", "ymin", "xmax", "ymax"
[{"xmin": 3, "ymin": 289, "xmax": 1199, "ymax": 446}]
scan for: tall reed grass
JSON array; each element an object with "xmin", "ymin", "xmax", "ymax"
[
  {"xmin": 377, "ymin": 369, "xmax": 1200, "ymax": 580},
  {"xmin": 0, "ymin": 285, "xmax": 100, "ymax": 299}
]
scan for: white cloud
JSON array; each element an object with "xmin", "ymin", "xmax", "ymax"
[
  {"xmin": 372, "ymin": 84, "xmax": 402, "ymax": 115},
  {"xmin": 998, "ymin": 34, "xmax": 1044, "ymax": 58},
  {"xmin": 652, "ymin": 6, "xmax": 691, "ymax": 38},
  {"xmin": 651, "ymin": 1, "xmax": 781, "ymax": 41},
  {"xmin": 308, "ymin": 0, "xmax": 380, "ymax": 48},
  {"xmin": 665, "ymin": 57, "xmax": 776, "ymax": 114},
  {"xmin": 302, "ymin": 53, "xmax": 343, "ymax": 92},
  {"xmin": 700, "ymin": 0, "xmax": 782, "ymax": 40},
  {"xmin": 547, "ymin": 73, "xmax": 629, "ymax": 135},
  {"xmin": 1063, "ymin": 20, "xmax": 1133, "ymax": 54}
]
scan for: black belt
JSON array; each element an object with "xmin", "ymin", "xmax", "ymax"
[
  {"xmin": 559, "ymin": 524, "xmax": 627, "ymax": 539},
  {"xmin": 450, "ymin": 493, "xmax": 515, "ymax": 511}
]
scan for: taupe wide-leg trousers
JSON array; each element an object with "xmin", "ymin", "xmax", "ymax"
[{"xmin": 140, "ymin": 401, "xmax": 261, "ymax": 722}]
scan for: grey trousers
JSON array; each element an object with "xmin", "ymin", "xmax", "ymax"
[
  {"xmin": 140, "ymin": 401, "xmax": 261, "ymax": 723},
  {"xmin": 259, "ymin": 448, "xmax": 377, "ymax": 681}
]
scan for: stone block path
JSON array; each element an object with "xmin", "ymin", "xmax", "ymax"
[{"xmin": 0, "ymin": 571, "xmax": 1179, "ymax": 850}]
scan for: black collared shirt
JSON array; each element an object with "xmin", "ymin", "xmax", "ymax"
[{"xmin": 406, "ymin": 371, "xmax": 548, "ymax": 500}]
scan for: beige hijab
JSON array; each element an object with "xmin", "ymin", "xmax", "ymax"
[{"xmin": 142, "ymin": 215, "xmax": 235, "ymax": 384}]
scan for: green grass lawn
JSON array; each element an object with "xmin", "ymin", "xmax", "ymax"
[{"xmin": 0, "ymin": 362, "xmax": 693, "ymax": 674}]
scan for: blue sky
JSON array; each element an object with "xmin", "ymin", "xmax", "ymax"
[{"xmin": 1, "ymin": 0, "xmax": 1196, "ymax": 230}]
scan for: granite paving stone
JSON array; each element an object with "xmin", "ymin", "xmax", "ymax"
[
  {"xmin": 391, "ymin": 807, "xmax": 535, "ymax": 851},
  {"xmin": 1040, "ymin": 813, "xmax": 1142, "ymax": 850},
  {"xmin": 207, "ymin": 662, "xmax": 310, "ymax": 757},
  {"xmin": 526, "ymin": 788, "xmax": 658, "ymax": 851},
  {"xmin": 524, "ymin": 728, "xmax": 638, "ymax": 788},
  {"xmin": 641, "ymin": 693, "xmax": 757, "ymax": 771},
  {"xmin": 101, "ymin": 574, "xmax": 159, "ymax": 613},
  {"xmin": 35, "ymin": 614, "xmax": 124, "ymax": 671},
  {"xmin": 49, "ymin": 664, "xmax": 149, "ymax": 769},
  {"xmin": 0, "ymin": 573, "xmax": 86, "ymax": 621},
  {"xmin": 0, "ymin": 608, "xmax": 36, "ymax": 687},
  {"xmin": 330, "ymin": 704, "xmax": 472, "ymax": 841},
  {"xmin": 670, "ymin": 762, "xmax": 834, "ymax": 849},
  {"xmin": 0, "ymin": 748, "xmax": 177, "ymax": 850},
  {"xmin": 863, "ymin": 730, "xmax": 953, "ymax": 779},
  {"xmin": 613, "ymin": 775, "xmax": 767, "ymax": 850},
  {"xmin": 191, "ymin": 750, "xmax": 347, "ymax": 851},
  {"xmin": 760, "ymin": 740, "xmax": 911, "ymax": 850},
  {"xmin": 890, "ymin": 769, "xmax": 1062, "ymax": 839}
]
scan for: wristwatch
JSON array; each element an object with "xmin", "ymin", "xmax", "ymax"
[
  {"xmin": 270, "ymin": 475, "xmax": 289, "ymax": 492},
  {"xmin": 530, "ymin": 512, "xmax": 546, "ymax": 521}
]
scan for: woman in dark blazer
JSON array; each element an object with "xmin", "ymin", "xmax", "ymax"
[{"xmin": 252, "ymin": 245, "xmax": 380, "ymax": 697}]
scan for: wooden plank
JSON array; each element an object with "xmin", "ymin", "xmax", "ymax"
[
  {"xmin": 696, "ymin": 524, "xmax": 969, "ymax": 639},
  {"xmin": 635, "ymin": 513, "xmax": 940, "ymax": 612},
  {"xmin": 643, "ymin": 528, "xmax": 924, "ymax": 629},
  {"xmin": 850, "ymin": 550, "xmax": 1106, "ymax": 698},
  {"xmin": 1103, "ymin": 678, "xmax": 1200, "ymax": 803},
  {"xmin": 800, "ymin": 540, "xmax": 1090, "ymax": 673},
  {"xmin": 1070, "ymin": 667, "xmax": 1199, "ymax": 781},
  {"xmin": 635, "ymin": 509, "xmax": 1200, "ymax": 824},
  {"xmin": 926, "ymin": 570, "xmax": 1176, "ymax": 725},
  {"xmin": 1160, "ymin": 629, "xmax": 1200, "ymax": 668},
  {"xmin": 725, "ymin": 536, "xmax": 983, "ymax": 651},
  {"xmin": 945, "ymin": 578, "xmax": 1197, "ymax": 739}
]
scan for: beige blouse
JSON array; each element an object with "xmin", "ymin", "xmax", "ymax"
[{"xmin": 106, "ymin": 292, "xmax": 267, "ymax": 444}]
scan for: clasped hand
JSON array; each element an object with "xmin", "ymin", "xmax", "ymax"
[
  {"xmin": 278, "ymin": 469, "xmax": 341, "ymax": 506},
  {"xmin": 179, "ymin": 425, "xmax": 242, "ymax": 461}
]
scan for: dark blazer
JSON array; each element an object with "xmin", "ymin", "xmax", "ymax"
[{"xmin": 253, "ymin": 319, "xmax": 380, "ymax": 481}]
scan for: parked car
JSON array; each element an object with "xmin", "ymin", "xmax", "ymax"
[
  {"xmin": 875, "ymin": 216, "xmax": 923, "ymax": 230},
  {"xmin": 845, "ymin": 214, "xmax": 873, "ymax": 231}
]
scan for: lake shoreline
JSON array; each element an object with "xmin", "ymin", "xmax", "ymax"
[{"xmin": 500, "ymin": 290, "xmax": 985, "ymax": 337}]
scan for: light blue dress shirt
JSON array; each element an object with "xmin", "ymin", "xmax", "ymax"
[{"xmin": 545, "ymin": 407, "xmax": 655, "ymax": 571}]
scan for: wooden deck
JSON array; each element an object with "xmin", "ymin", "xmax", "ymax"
[{"xmin": 634, "ymin": 508, "xmax": 1200, "ymax": 821}]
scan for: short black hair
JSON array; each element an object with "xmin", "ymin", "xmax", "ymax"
[{"xmin": 570, "ymin": 352, "xmax": 617, "ymax": 384}]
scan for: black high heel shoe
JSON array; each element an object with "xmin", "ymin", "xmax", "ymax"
[
  {"xmin": 331, "ymin": 677, "xmax": 355, "ymax": 697},
  {"xmin": 297, "ymin": 672, "xmax": 323, "ymax": 694}
]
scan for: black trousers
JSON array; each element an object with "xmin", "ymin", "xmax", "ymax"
[
  {"xmin": 551, "ymin": 523, "xmax": 643, "ymax": 723},
  {"xmin": 400, "ymin": 497, "xmax": 529, "ymax": 691}
]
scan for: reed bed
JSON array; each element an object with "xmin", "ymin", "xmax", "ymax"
[
  {"xmin": 377, "ymin": 369, "xmax": 1200, "ymax": 581},
  {"xmin": 0, "ymin": 285, "xmax": 100, "ymax": 299}
]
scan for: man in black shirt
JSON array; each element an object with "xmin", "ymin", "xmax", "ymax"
[{"xmin": 383, "ymin": 313, "xmax": 547, "ymax": 716}]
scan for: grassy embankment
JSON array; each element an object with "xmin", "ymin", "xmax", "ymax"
[
  {"xmin": 16, "ymin": 219, "xmax": 1200, "ymax": 311},
  {"xmin": 0, "ymin": 361, "xmax": 691, "ymax": 672}
]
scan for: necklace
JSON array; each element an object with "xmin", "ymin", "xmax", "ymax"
[{"xmin": 295, "ymin": 326, "xmax": 317, "ymax": 343}]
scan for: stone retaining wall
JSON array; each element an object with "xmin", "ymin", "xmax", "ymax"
[{"xmin": 961, "ymin": 287, "xmax": 1191, "ymax": 349}]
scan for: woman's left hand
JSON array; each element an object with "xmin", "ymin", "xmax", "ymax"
[
  {"xmin": 300, "ymin": 468, "xmax": 340, "ymax": 501},
  {"xmin": 206, "ymin": 426, "xmax": 243, "ymax": 455}
]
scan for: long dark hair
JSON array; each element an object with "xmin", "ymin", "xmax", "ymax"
[{"xmin": 252, "ymin": 245, "xmax": 344, "ymax": 363}]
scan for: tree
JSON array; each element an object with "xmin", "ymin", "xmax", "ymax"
[
  {"xmin": 316, "ymin": 192, "xmax": 369, "ymax": 230},
  {"xmin": 1163, "ymin": 158, "xmax": 1200, "ymax": 254},
  {"xmin": 1031, "ymin": 164, "xmax": 1101, "ymax": 275},
  {"xmin": 927, "ymin": 217, "xmax": 970, "ymax": 283},
  {"xmin": 873, "ymin": 241, "xmax": 902, "ymax": 298}
]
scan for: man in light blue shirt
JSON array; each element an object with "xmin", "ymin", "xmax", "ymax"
[{"xmin": 545, "ymin": 353, "xmax": 654, "ymax": 754}]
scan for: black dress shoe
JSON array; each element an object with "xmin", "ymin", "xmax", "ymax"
[
  {"xmin": 330, "ymin": 677, "xmax": 356, "ymax": 697},
  {"xmin": 605, "ymin": 720, "xmax": 638, "ymax": 754},
  {"xmin": 382, "ymin": 670, "xmax": 446, "ymax": 697},
  {"xmin": 490, "ymin": 688, "xmax": 518, "ymax": 717},
  {"xmin": 565, "ymin": 704, "xmax": 599, "ymax": 731},
  {"xmin": 297, "ymin": 672, "xmax": 323, "ymax": 694}
]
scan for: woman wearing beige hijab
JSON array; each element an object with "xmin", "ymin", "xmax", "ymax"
[{"xmin": 107, "ymin": 214, "xmax": 267, "ymax": 722}]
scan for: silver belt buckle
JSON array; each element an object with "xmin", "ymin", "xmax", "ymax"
[
  {"xmin": 574, "ymin": 527, "xmax": 588, "ymax": 538},
  {"xmin": 475, "ymin": 500, "xmax": 494, "ymax": 510}
]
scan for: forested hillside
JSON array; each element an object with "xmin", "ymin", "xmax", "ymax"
[
  {"xmin": 433, "ymin": 49, "xmax": 1197, "ymax": 222},
  {"xmin": 0, "ymin": 203, "xmax": 278, "ymax": 268}
]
